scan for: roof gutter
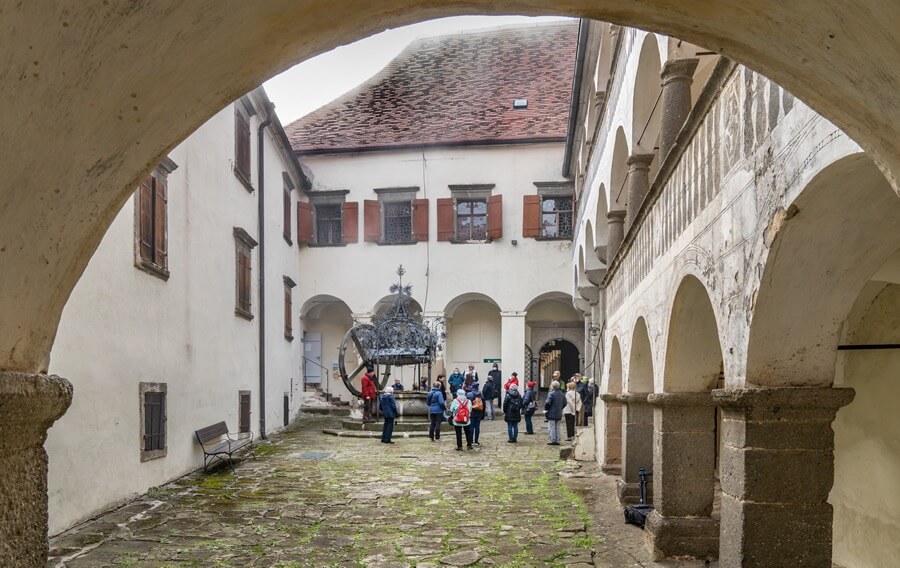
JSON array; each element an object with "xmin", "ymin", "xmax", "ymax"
[{"xmin": 562, "ymin": 19, "xmax": 590, "ymax": 178}]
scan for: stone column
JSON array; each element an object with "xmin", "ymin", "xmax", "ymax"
[
  {"xmin": 606, "ymin": 210, "xmax": 626, "ymax": 260},
  {"xmin": 658, "ymin": 58, "xmax": 699, "ymax": 162},
  {"xmin": 624, "ymin": 154, "xmax": 655, "ymax": 230},
  {"xmin": 617, "ymin": 392, "xmax": 654, "ymax": 505},
  {"xmin": 599, "ymin": 393, "xmax": 622, "ymax": 475},
  {"xmin": 0, "ymin": 372, "xmax": 73, "ymax": 567},
  {"xmin": 500, "ymin": 311, "xmax": 526, "ymax": 402},
  {"xmin": 645, "ymin": 392, "xmax": 719, "ymax": 561},
  {"xmin": 713, "ymin": 387, "xmax": 855, "ymax": 567}
]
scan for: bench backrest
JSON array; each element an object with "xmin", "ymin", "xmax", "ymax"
[{"xmin": 196, "ymin": 421, "xmax": 229, "ymax": 445}]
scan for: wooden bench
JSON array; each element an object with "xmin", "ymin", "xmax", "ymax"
[{"xmin": 195, "ymin": 421, "xmax": 254, "ymax": 473}]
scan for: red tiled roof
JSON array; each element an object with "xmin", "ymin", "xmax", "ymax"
[{"xmin": 285, "ymin": 21, "xmax": 578, "ymax": 154}]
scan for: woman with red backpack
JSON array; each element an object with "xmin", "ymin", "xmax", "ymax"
[{"xmin": 449, "ymin": 389, "xmax": 473, "ymax": 451}]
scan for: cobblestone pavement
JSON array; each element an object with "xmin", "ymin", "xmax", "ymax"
[{"xmin": 49, "ymin": 416, "xmax": 711, "ymax": 567}]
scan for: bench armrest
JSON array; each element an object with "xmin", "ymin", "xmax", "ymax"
[{"xmin": 227, "ymin": 431, "xmax": 254, "ymax": 445}]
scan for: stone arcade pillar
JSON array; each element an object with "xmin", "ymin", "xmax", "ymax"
[
  {"xmin": 500, "ymin": 311, "xmax": 526, "ymax": 394},
  {"xmin": 713, "ymin": 387, "xmax": 855, "ymax": 567},
  {"xmin": 658, "ymin": 58, "xmax": 699, "ymax": 162},
  {"xmin": 0, "ymin": 373, "xmax": 72, "ymax": 567},
  {"xmin": 606, "ymin": 210, "xmax": 626, "ymax": 260},
  {"xmin": 617, "ymin": 392, "xmax": 654, "ymax": 505},
  {"xmin": 599, "ymin": 393, "xmax": 622, "ymax": 474},
  {"xmin": 624, "ymin": 154, "xmax": 655, "ymax": 230},
  {"xmin": 645, "ymin": 392, "xmax": 719, "ymax": 560}
]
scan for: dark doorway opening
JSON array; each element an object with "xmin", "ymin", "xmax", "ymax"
[{"xmin": 539, "ymin": 339, "xmax": 580, "ymax": 388}]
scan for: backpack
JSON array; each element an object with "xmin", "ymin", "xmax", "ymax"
[
  {"xmin": 506, "ymin": 395, "xmax": 522, "ymax": 413},
  {"xmin": 472, "ymin": 396, "xmax": 484, "ymax": 411},
  {"xmin": 454, "ymin": 400, "xmax": 470, "ymax": 423}
]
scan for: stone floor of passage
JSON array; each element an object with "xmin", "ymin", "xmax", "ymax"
[{"xmin": 48, "ymin": 416, "xmax": 713, "ymax": 567}]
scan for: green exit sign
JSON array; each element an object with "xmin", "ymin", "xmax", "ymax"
[{"xmin": 483, "ymin": 358, "xmax": 501, "ymax": 363}]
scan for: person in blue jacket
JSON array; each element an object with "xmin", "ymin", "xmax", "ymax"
[
  {"xmin": 426, "ymin": 381, "xmax": 446, "ymax": 441},
  {"xmin": 379, "ymin": 386, "xmax": 399, "ymax": 444},
  {"xmin": 448, "ymin": 368, "xmax": 465, "ymax": 394},
  {"xmin": 544, "ymin": 380, "xmax": 566, "ymax": 445}
]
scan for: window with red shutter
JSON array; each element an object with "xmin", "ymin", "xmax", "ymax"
[
  {"xmin": 296, "ymin": 202, "xmax": 313, "ymax": 244},
  {"xmin": 233, "ymin": 227, "xmax": 258, "ymax": 320},
  {"xmin": 412, "ymin": 198, "xmax": 429, "ymax": 242},
  {"xmin": 364, "ymin": 200, "xmax": 381, "ymax": 242},
  {"xmin": 487, "ymin": 194, "xmax": 503, "ymax": 240},
  {"xmin": 436, "ymin": 198, "xmax": 454, "ymax": 241},
  {"xmin": 522, "ymin": 195, "xmax": 542, "ymax": 238},
  {"xmin": 342, "ymin": 201, "xmax": 359, "ymax": 244}
]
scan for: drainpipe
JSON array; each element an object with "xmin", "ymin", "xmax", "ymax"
[{"xmin": 257, "ymin": 102, "xmax": 274, "ymax": 440}]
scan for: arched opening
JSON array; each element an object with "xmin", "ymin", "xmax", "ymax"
[
  {"xmin": 647, "ymin": 275, "xmax": 724, "ymax": 559},
  {"xmin": 538, "ymin": 338, "xmax": 580, "ymax": 387},
  {"xmin": 526, "ymin": 293, "xmax": 584, "ymax": 388},
  {"xmin": 609, "ymin": 126, "xmax": 630, "ymax": 210},
  {"xmin": 618, "ymin": 316, "xmax": 655, "ymax": 504},
  {"xmin": 443, "ymin": 295, "xmax": 501, "ymax": 384},
  {"xmin": 299, "ymin": 296, "xmax": 355, "ymax": 401},
  {"xmin": 592, "ymin": 183, "xmax": 609, "ymax": 262},
  {"xmin": 745, "ymin": 153, "xmax": 900, "ymax": 387},
  {"xmin": 631, "ymin": 34, "xmax": 663, "ymax": 179},
  {"xmin": 601, "ymin": 336, "xmax": 624, "ymax": 474}
]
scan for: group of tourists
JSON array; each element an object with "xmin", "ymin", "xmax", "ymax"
[{"xmin": 363, "ymin": 362, "xmax": 597, "ymax": 447}]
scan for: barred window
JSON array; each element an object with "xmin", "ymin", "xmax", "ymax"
[
  {"xmin": 541, "ymin": 196, "xmax": 574, "ymax": 239},
  {"xmin": 140, "ymin": 383, "xmax": 167, "ymax": 462},
  {"xmin": 383, "ymin": 201, "xmax": 412, "ymax": 244},
  {"xmin": 316, "ymin": 204, "xmax": 342, "ymax": 245},
  {"xmin": 455, "ymin": 199, "xmax": 488, "ymax": 241}
]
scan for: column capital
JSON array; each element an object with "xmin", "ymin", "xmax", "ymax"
[
  {"xmin": 499, "ymin": 310, "xmax": 526, "ymax": 318},
  {"xmin": 600, "ymin": 393, "xmax": 623, "ymax": 403},
  {"xmin": 660, "ymin": 57, "xmax": 699, "ymax": 86},
  {"xmin": 0, "ymin": 372, "xmax": 72, "ymax": 447},
  {"xmin": 712, "ymin": 386, "xmax": 854, "ymax": 412},
  {"xmin": 620, "ymin": 392, "xmax": 651, "ymax": 404},
  {"xmin": 648, "ymin": 391, "xmax": 715, "ymax": 407},
  {"xmin": 626, "ymin": 153, "xmax": 655, "ymax": 170}
]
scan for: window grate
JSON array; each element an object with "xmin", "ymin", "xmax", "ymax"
[
  {"xmin": 383, "ymin": 201, "xmax": 412, "ymax": 243},
  {"xmin": 455, "ymin": 199, "xmax": 488, "ymax": 240},
  {"xmin": 540, "ymin": 196, "xmax": 574, "ymax": 239},
  {"xmin": 315, "ymin": 204, "xmax": 343, "ymax": 245},
  {"xmin": 143, "ymin": 391, "xmax": 166, "ymax": 452}
]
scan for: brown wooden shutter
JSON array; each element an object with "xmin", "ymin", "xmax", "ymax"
[
  {"xmin": 487, "ymin": 194, "xmax": 503, "ymax": 240},
  {"xmin": 153, "ymin": 175, "xmax": 168, "ymax": 267},
  {"xmin": 436, "ymin": 198, "xmax": 454, "ymax": 241},
  {"xmin": 522, "ymin": 195, "xmax": 542, "ymax": 238},
  {"xmin": 235, "ymin": 109, "xmax": 250, "ymax": 178},
  {"xmin": 284, "ymin": 285, "xmax": 292, "ymax": 338},
  {"xmin": 283, "ymin": 188, "xmax": 291, "ymax": 242},
  {"xmin": 239, "ymin": 392, "xmax": 251, "ymax": 433},
  {"xmin": 296, "ymin": 202, "xmax": 313, "ymax": 244},
  {"xmin": 412, "ymin": 198, "xmax": 429, "ymax": 242},
  {"xmin": 342, "ymin": 201, "xmax": 359, "ymax": 244},
  {"xmin": 138, "ymin": 177, "xmax": 154, "ymax": 261},
  {"xmin": 364, "ymin": 200, "xmax": 381, "ymax": 242}
]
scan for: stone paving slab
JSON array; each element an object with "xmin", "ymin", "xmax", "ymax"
[{"xmin": 49, "ymin": 417, "xmax": 713, "ymax": 567}]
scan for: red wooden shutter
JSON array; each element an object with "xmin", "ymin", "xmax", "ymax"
[
  {"xmin": 138, "ymin": 177, "xmax": 154, "ymax": 261},
  {"xmin": 342, "ymin": 201, "xmax": 359, "ymax": 243},
  {"xmin": 296, "ymin": 202, "xmax": 313, "ymax": 244},
  {"xmin": 522, "ymin": 195, "xmax": 542, "ymax": 238},
  {"xmin": 153, "ymin": 175, "xmax": 168, "ymax": 267},
  {"xmin": 364, "ymin": 200, "xmax": 381, "ymax": 242},
  {"xmin": 487, "ymin": 194, "xmax": 502, "ymax": 240},
  {"xmin": 412, "ymin": 198, "xmax": 429, "ymax": 242},
  {"xmin": 436, "ymin": 198, "xmax": 454, "ymax": 241}
]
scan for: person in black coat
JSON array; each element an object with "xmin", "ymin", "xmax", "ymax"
[
  {"xmin": 502, "ymin": 384, "xmax": 523, "ymax": 443},
  {"xmin": 544, "ymin": 381, "xmax": 566, "ymax": 445},
  {"xmin": 482, "ymin": 379, "xmax": 497, "ymax": 420},
  {"xmin": 379, "ymin": 387, "xmax": 399, "ymax": 444},
  {"xmin": 487, "ymin": 363, "xmax": 502, "ymax": 409}
]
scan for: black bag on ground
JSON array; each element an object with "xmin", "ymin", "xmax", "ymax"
[{"xmin": 624, "ymin": 504, "xmax": 653, "ymax": 528}]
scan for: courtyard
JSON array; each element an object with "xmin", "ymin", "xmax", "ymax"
[{"xmin": 47, "ymin": 416, "xmax": 703, "ymax": 568}]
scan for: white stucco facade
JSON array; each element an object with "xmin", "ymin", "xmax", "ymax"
[{"xmin": 45, "ymin": 90, "xmax": 305, "ymax": 534}]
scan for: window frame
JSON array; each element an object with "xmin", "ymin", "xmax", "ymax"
[
  {"xmin": 454, "ymin": 198, "xmax": 489, "ymax": 241},
  {"xmin": 133, "ymin": 158, "xmax": 177, "ymax": 280},
  {"xmin": 314, "ymin": 203, "xmax": 344, "ymax": 245},
  {"xmin": 282, "ymin": 173, "xmax": 294, "ymax": 246},
  {"xmin": 307, "ymin": 189, "xmax": 349, "ymax": 247},
  {"xmin": 283, "ymin": 275, "xmax": 296, "ymax": 341},
  {"xmin": 539, "ymin": 195, "xmax": 575, "ymax": 239},
  {"xmin": 140, "ymin": 382, "xmax": 167, "ymax": 462},
  {"xmin": 233, "ymin": 103, "xmax": 254, "ymax": 192},
  {"xmin": 374, "ymin": 186, "xmax": 419, "ymax": 245},
  {"xmin": 447, "ymin": 183, "xmax": 494, "ymax": 243},
  {"xmin": 233, "ymin": 227, "xmax": 258, "ymax": 320},
  {"xmin": 533, "ymin": 181, "xmax": 576, "ymax": 241}
]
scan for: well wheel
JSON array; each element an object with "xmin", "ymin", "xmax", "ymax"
[{"xmin": 338, "ymin": 324, "xmax": 390, "ymax": 397}]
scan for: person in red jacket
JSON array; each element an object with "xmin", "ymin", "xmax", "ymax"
[
  {"xmin": 361, "ymin": 365, "xmax": 377, "ymax": 423},
  {"xmin": 504, "ymin": 372, "xmax": 520, "ymax": 393}
]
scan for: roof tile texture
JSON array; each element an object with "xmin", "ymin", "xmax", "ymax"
[{"xmin": 285, "ymin": 21, "xmax": 578, "ymax": 154}]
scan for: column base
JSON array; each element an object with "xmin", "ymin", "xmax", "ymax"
[
  {"xmin": 601, "ymin": 462, "xmax": 621, "ymax": 476},
  {"xmin": 645, "ymin": 511, "xmax": 719, "ymax": 561},
  {"xmin": 617, "ymin": 479, "xmax": 653, "ymax": 507},
  {"xmin": 0, "ymin": 372, "xmax": 73, "ymax": 567}
]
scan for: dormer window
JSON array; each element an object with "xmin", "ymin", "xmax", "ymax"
[{"xmin": 513, "ymin": 98, "xmax": 528, "ymax": 110}]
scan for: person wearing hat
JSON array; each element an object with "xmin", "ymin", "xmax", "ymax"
[
  {"xmin": 379, "ymin": 386, "xmax": 399, "ymax": 444},
  {"xmin": 361, "ymin": 364, "xmax": 377, "ymax": 423}
]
